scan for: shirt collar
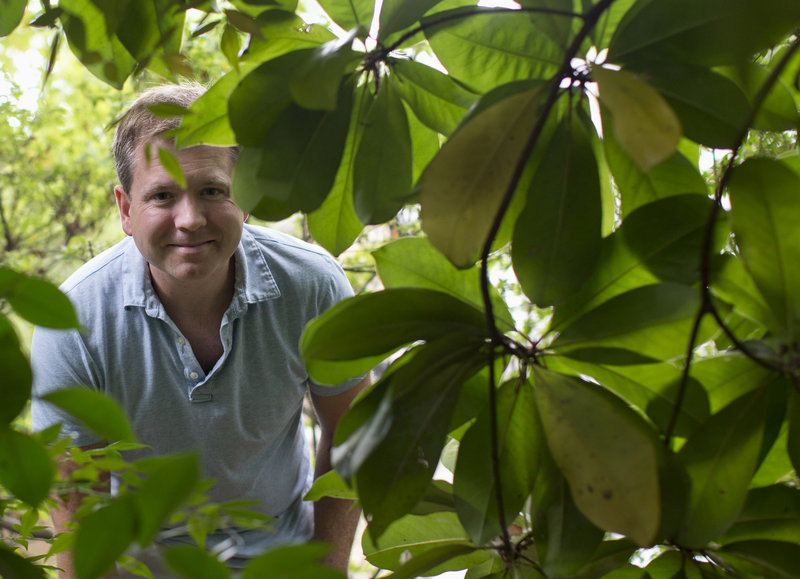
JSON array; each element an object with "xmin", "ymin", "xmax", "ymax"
[{"xmin": 121, "ymin": 225, "xmax": 281, "ymax": 316}]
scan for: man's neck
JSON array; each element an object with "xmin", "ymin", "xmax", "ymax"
[{"xmin": 149, "ymin": 259, "xmax": 236, "ymax": 325}]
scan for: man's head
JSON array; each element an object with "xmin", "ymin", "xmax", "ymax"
[{"xmin": 113, "ymin": 83, "xmax": 237, "ymax": 194}]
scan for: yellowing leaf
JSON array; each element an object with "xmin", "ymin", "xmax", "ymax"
[
  {"xmin": 421, "ymin": 85, "xmax": 545, "ymax": 268},
  {"xmin": 593, "ymin": 67, "xmax": 682, "ymax": 173},
  {"xmin": 533, "ymin": 366, "xmax": 662, "ymax": 546}
]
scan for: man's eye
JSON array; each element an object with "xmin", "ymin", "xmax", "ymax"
[
  {"xmin": 201, "ymin": 187, "xmax": 224, "ymax": 197},
  {"xmin": 152, "ymin": 192, "xmax": 171, "ymax": 201}
]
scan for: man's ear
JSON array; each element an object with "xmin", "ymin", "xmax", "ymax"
[{"xmin": 115, "ymin": 185, "xmax": 133, "ymax": 236}]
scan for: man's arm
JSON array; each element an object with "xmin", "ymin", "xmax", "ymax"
[
  {"xmin": 51, "ymin": 442, "xmax": 116, "ymax": 579},
  {"xmin": 310, "ymin": 373, "xmax": 371, "ymax": 575}
]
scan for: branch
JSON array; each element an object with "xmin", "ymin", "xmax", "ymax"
[{"xmin": 665, "ymin": 34, "xmax": 800, "ymax": 445}]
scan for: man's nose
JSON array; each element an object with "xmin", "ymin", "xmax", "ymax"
[{"xmin": 174, "ymin": 195, "xmax": 207, "ymax": 230}]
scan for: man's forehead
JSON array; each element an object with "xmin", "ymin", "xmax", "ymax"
[{"xmin": 130, "ymin": 138, "xmax": 234, "ymax": 191}]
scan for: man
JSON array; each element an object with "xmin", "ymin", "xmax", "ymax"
[{"xmin": 31, "ymin": 83, "xmax": 368, "ymax": 578}]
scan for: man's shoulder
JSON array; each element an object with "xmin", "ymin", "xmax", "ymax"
[
  {"xmin": 59, "ymin": 237, "xmax": 133, "ymax": 295},
  {"xmin": 243, "ymin": 224, "xmax": 338, "ymax": 266}
]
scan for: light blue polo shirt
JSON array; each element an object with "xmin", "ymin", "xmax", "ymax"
[{"xmin": 31, "ymin": 224, "xmax": 360, "ymax": 562}]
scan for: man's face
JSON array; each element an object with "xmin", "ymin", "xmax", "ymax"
[{"xmin": 115, "ymin": 139, "xmax": 245, "ymax": 292}]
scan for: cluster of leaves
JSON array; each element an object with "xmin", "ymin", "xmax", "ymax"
[{"xmin": 4, "ymin": 0, "xmax": 800, "ymax": 577}]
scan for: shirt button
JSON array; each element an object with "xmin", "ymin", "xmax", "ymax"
[
  {"xmin": 178, "ymin": 337, "xmax": 186, "ymax": 345},
  {"xmin": 189, "ymin": 371, "xmax": 199, "ymax": 380}
]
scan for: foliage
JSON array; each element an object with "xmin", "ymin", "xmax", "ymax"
[{"xmin": 2, "ymin": 0, "xmax": 800, "ymax": 577}]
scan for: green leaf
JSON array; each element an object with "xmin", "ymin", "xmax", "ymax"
[
  {"xmin": 454, "ymin": 381, "xmax": 540, "ymax": 545},
  {"xmin": 372, "ymin": 237, "xmax": 514, "ymax": 330},
  {"xmin": 424, "ymin": 7, "xmax": 561, "ymax": 93},
  {"xmin": 379, "ymin": 0, "xmax": 444, "ymax": 41},
  {"xmin": 0, "ymin": 0, "xmax": 26, "ymax": 37},
  {"xmin": 42, "ymin": 387, "xmax": 136, "ymax": 443},
  {"xmin": 521, "ymin": 0, "xmax": 580, "ymax": 49},
  {"xmin": 58, "ymin": 0, "xmax": 136, "ymax": 89},
  {"xmin": 421, "ymin": 84, "xmax": 546, "ymax": 268},
  {"xmin": 547, "ymin": 359, "xmax": 709, "ymax": 440},
  {"xmin": 709, "ymin": 254, "xmax": 774, "ymax": 331},
  {"xmin": 636, "ymin": 61, "xmax": 751, "ymax": 149},
  {"xmin": 133, "ymin": 454, "xmax": 200, "ymax": 546},
  {"xmin": 602, "ymin": 120, "xmax": 708, "ymax": 215},
  {"xmin": 0, "ymin": 428, "xmax": 54, "ymax": 506},
  {"xmin": 393, "ymin": 59, "xmax": 477, "ymax": 136},
  {"xmin": 391, "ymin": 543, "xmax": 483, "ymax": 579},
  {"xmin": 307, "ymin": 83, "xmax": 371, "ymax": 256},
  {"xmin": 0, "ymin": 544, "xmax": 47, "ymax": 579},
  {"xmin": 228, "ymin": 49, "xmax": 313, "ymax": 147},
  {"xmin": 533, "ymin": 366, "xmax": 663, "ymax": 546},
  {"xmin": 608, "ymin": 0, "xmax": 800, "ymax": 67},
  {"xmin": 353, "ymin": 77, "xmax": 413, "ymax": 224},
  {"xmin": 175, "ymin": 71, "xmax": 242, "ymax": 148},
  {"xmin": 356, "ymin": 336, "xmax": 487, "ymax": 539},
  {"xmin": 363, "ymin": 512, "xmax": 479, "ymax": 573},
  {"xmin": 74, "ymin": 496, "xmax": 137, "ymax": 579},
  {"xmin": 570, "ymin": 538, "xmax": 639, "ymax": 579},
  {"xmin": 551, "ymin": 283, "xmax": 716, "ymax": 363},
  {"xmin": 244, "ymin": 10, "xmax": 335, "ymax": 64},
  {"xmin": 289, "ymin": 30, "xmax": 360, "ymax": 111},
  {"xmin": 593, "ymin": 67, "xmax": 682, "ymax": 173},
  {"xmin": 0, "ymin": 268, "xmax": 79, "ymax": 329},
  {"xmin": 242, "ymin": 543, "xmax": 342, "ymax": 579},
  {"xmin": 0, "ymin": 316, "xmax": 32, "ymax": 425},
  {"xmin": 163, "ymin": 545, "xmax": 231, "ymax": 579},
  {"xmin": 304, "ymin": 469, "xmax": 357, "ymax": 501},
  {"xmin": 676, "ymin": 387, "xmax": 769, "ymax": 548},
  {"xmin": 316, "ymin": 0, "xmax": 373, "ymax": 32},
  {"xmin": 512, "ymin": 114, "xmax": 602, "ymax": 307},
  {"xmin": 721, "ymin": 485, "xmax": 800, "ymax": 545},
  {"xmin": 788, "ymin": 387, "xmax": 800, "ymax": 475},
  {"xmin": 301, "ymin": 287, "xmax": 487, "ymax": 384},
  {"xmin": 721, "ymin": 63, "xmax": 800, "ymax": 132},
  {"xmin": 719, "ymin": 540, "xmax": 800, "ymax": 578},
  {"xmin": 552, "ymin": 194, "xmax": 720, "ymax": 332},
  {"xmin": 157, "ymin": 147, "xmax": 187, "ymax": 189},
  {"xmin": 232, "ymin": 82, "xmax": 354, "ymax": 216},
  {"xmin": 728, "ymin": 158, "xmax": 800, "ymax": 342},
  {"xmin": 221, "ymin": 23, "xmax": 242, "ymax": 70}
]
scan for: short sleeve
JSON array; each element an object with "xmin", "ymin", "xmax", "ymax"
[{"xmin": 30, "ymin": 325, "xmax": 103, "ymax": 447}]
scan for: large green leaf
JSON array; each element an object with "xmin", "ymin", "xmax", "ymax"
[
  {"xmin": 0, "ymin": 316, "xmax": 32, "ymax": 425},
  {"xmin": 709, "ymin": 254, "xmax": 775, "ymax": 332},
  {"xmin": 608, "ymin": 0, "xmax": 800, "ymax": 67},
  {"xmin": 316, "ymin": 0, "xmax": 373, "ymax": 33},
  {"xmin": 719, "ymin": 540, "xmax": 800, "ymax": 578},
  {"xmin": 603, "ymin": 120, "xmax": 707, "ymax": 215},
  {"xmin": 788, "ymin": 387, "xmax": 800, "ymax": 476},
  {"xmin": 356, "ymin": 336, "xmax": 487, "ymax": 539},
  {"xmin": 74, "ymin": 495, "xmax": 138, "ymax": 579},
  {"xmin": 424, "ymin": 7, "xmax": 562, "ymax": 93},
  {"xmin": 301, "ymin": 287, "xmax": 488, "ymax": 384},
  {"xmin": 289, "ymin": 31, "xmax": 360, "ymax": 111},
  {"xmin": 719, "ymin": 62, "xmax": 799, "ymax": 133},
  {"xmin": 728, "ymin": 158, "xmax": 800, "ymax": 342},
  {"xmin": 228, "ymin": 49, "xmax": 313, "ymax": 147},
  {"xmin": 232, "ymin": 83, "xmax": 353, "ymax": 216},
  {"xmin": 363, "ymin": 512, "xmax": 483, "ymax": 574},
  {"xmin": 393, "ymin": 59, "xmax": 477, "ymax": 136},
  {"xmin": 244, "ymin": 9, "xmax": 336, "ymax": 64},
  {"xmin": 548, "ymin": 359, "xmax": 709, "ymax": 440},
  {"xmin": 0, "ymin": 427, "xmax": 54, "ymax": 506},
  {"xmin": 552, "ymin": 194, "xmax": 720, "ymax": 331},
  {"xmin": 133, "ymin": 454, "xmax": 200, "ymax": 546},
  {"xmin": 0, "ymin": 268, "xmax": 79, "ymax": 329},
  {"xmin": 59, "ymin": 0, "xmax": 136, "ymax": 89},
  {"xmin": 42, "ymin": 387, "xmax": 136, "ymax": 443},
  {"xmin": 551, "ymin": 283, "xmax": 716, "ymax": 363},
  {"xmin": 353, "ymin": 77, "xmax": 413, "ymax": 224},
  {"xmin": 454, "ymin": 381, "xmax": 539, "ymax": 545},
  {"xmin": 533, "ymin": 366, "xmax": 663, "ymax": 546},
  {"xmin": 593, "ymin": 66, "xmax": 681, "ymax": 173},
  {"xmin": 379, "ymin": 0, "xmax": 445, "ymax": 41},
  {"xmin": 421, "ymin": 85, "xmax": 546, "ymax": 268},
  {"xmin": 0, "ymin": 0, "xmax": 26, "ymax": 37},
  {"xmin": 689, "ymin": 353, "xmax": 778, "ymax": 414},
  {"xmin": 175, "ymin": 70, "xmax": 249, "ymax": 148},
  {"xmin": 163, "ymin": 545, "xmax": 231, "ymax": 579},
  {"xmin": 720, "ymin": 485, "xmax": 800, "ymax": 545},
  {"xmin": 676, "ymin": 386, "xmax": 769, "ymax": 548},
  {"xmin": 307, "ymin": 83, "xmax": 371, "ymax": 256},
  {"xmin": 0, "ymin": 545, "xmax": 47, "ymax": 579},
  {"xmin": 372, "ymin": 237, "xmax": 514, "ymax": 330},
  {"xmin": 512, "ymin": 115, "xmax": 602, "ymax": 307},
  {"xmin": 637, "ymin": 61, "xmax": 751, "ymax": 149}
]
